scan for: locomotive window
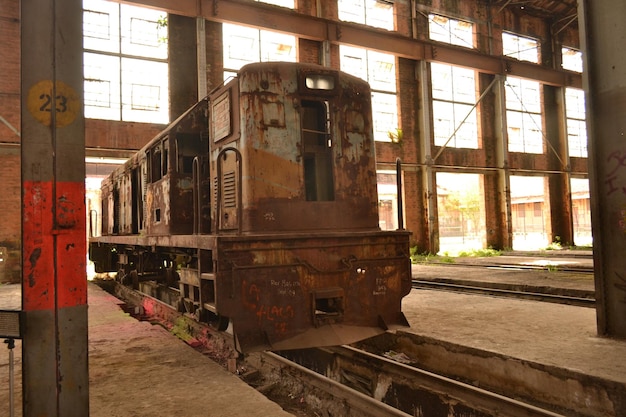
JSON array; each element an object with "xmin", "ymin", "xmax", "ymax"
[
  {"xmin": 176, "ymin": 134, "xmax": 206, "ymax": 175},
  {"xmin": 150, "ymin": 145, "xmax": 162, "ymax": 182},
  {"xmin": 162, "ymin": 138, "xmax": 169, "ymax": 176},
  {"xmin": 302, "ymin": 100, "xmax": 334, "ymax": 201},
  {"xmin": 305, "ymin": 74, "xmax": 335, "ymax": 90}
]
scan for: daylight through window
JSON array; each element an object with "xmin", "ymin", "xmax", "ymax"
[{"xmin": 83, "ymin": 0, "xmax": 169, "ymax": 123}]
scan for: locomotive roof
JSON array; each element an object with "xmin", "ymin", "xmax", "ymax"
[{"xmin": 237, "ymin": 61, "xmax": 370, "ymax": 88}]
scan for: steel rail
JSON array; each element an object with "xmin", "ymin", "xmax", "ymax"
[
  {"xmin": 327, "ymin": 345, "xmax": 568, "ymax": 417},
  {"xmin": 415, "ymin": 261, "xmax": 594, "ymax": 274},
  {"xmin": 261, "ymin": 351, "xmax": 412, "ymax": 417},
  {"xmin": 412, "ymin": 279, "xmax": 596, "ymax": 307}
]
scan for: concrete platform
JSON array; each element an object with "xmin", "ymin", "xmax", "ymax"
[
  {"xmin": 402, "ymin": 252, "xmax": 626, "ymax": 416},
  {"xmin": 0, "ymin": 283, "xmax": 295, "ymax": 417}
]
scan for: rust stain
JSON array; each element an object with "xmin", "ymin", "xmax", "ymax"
[{"xmin": 28, "ymin": 247, "xmax": 41, "ymax": 287}]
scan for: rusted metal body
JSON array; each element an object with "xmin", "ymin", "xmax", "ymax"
[{"xmin": 90, "ymin": 62, "xmax": 411, "ymax": 352}]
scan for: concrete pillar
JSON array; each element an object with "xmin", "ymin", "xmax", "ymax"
[
  {"xmin": 579, "ymin": 0, "xmax": 626, "ymax": 338},
  {"xmin": 21, "ymin": 0, "xmax": 89, "ymax": 415}
]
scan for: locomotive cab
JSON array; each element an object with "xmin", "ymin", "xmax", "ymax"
[{"xmin": 209, "ymin": 61, "xmax": 379, "ymax": 234}]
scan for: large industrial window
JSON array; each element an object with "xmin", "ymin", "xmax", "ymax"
[
  {"xmin": 437, "ymin": 172, "xmax": 486, "ymax": 254},
  {"xmin": 429, "ymin": 14, "xmax": 474, "ymax": 48},
  {"xmin": 302, "ymin": 101, "xmax": 334, "ymax": 201},
  {"xmin": 571, "ymin": 178, "xmax": 592, "ymax": 246},
  {"xmin": 222, "ymin": 23, "xmax": 296, "ymax": 80},
  {"xmin": 502, "ymin": 32, "xmax": 539, "ymax": 64},
  {"xmin": 431, "ymin": 63, "xmax": 478, "ymax": 149},
  {"xmin": 565, "ymin": 88, "xmax": 587, "ymax": 158},
  {"xmin": 340, "ymin": 45, "xmax": 398, "ymax": 142},
  {"xmin": 562, "ymin": 47, "xmax": 583, "ymax": 73},
  {"xmin": 338, "ymin": 0, "xmax": 394, "ymax": 31},
  {"xmin": 510, "ymin": 175, "xmax": 550, "ymax": 250},
  {"xmin": 377, "ymin": 171, "xmax": 400, "ymax": 230},
  {"xmin": 83, "ymin": 0, "xmax": 169, "ymax": 123},
  {"xmin": 505, "ymin": 77, "xmax": 543, "ymax": 154}
]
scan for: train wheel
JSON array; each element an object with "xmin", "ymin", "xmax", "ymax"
[
  {"xmin": 207, "ymin": 312, "xmax": 229, "ymax": 332},
  {"xmin": 129, "ymin": 270, "xmax": 139, "ymax": 290}
]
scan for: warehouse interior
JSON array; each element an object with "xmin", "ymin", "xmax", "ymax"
[
  {"xmin": 0, "ymin": 0, "xmax": 591, "ymax": 286},
  {"xmin": 3, "ymin": 1, "xmax": 626, "ymax": 415}
]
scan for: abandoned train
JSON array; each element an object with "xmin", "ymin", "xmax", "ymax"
[{"xmin": 89, "ymin": 61, "xmax": 412, "ymax": 353}]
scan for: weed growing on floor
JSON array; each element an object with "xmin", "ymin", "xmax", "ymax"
[
  {"xmin": 457, "ymin": 248, "xmax": 502, "ymax": 257},
  {"xmin": 410, "ymin": 248, "xmax": 455, "ymax": 264}
]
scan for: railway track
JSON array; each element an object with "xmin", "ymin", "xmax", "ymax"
[
  {"xmin": 415, "ymin": 260, "xmax": 595, "ymax": 274},
  {"xmin": 412, "ymin": 279, "xmax": 596, "ymax": 307},
  {"xmin": 273, "ymin": 345, "xmax": 571, "ymax": 417},
  {"xmin": 97, "ymin": 279, "xmax": 580, "ymax": 417}
]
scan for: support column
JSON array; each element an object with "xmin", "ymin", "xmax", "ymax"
[
  {"xmin": 417, "ymin": 60, "xmax": 438, "ymax": 254},
  {"xmin": 169, "ymin": 14, "xmax": 199, "ymax": 118},
  {"xmin": 21, "ymin": 1, "xmax": 89, "ymax": 416},
  {"xmin": 544, "ymin": 85, "xmax": 574, "ymax": 247},
  {"xmin": 494, "ymin": 75, "xmax": 513, "ymax": 249},
  {"xmin": 579, "ymin": 0, "xmax": 626, "ymax": 338}
]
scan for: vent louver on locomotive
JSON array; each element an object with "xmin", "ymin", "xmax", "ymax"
[{"xmin": 222, "ymin": 171, "xmax": 237, "ymax": 208}]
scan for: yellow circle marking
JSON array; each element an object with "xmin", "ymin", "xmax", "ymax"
[{"xmin": 27, "ymin": 80, "xmax": 80, "ymax": 128}]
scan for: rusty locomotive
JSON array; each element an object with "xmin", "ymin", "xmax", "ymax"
[{"xmin": 89, "ymin": 61, "xmax": 412, "ymax": 353}]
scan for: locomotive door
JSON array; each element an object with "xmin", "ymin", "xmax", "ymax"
[{"xmin": 216, "ymin": 148, "xmax": 241, "ymax": 232}]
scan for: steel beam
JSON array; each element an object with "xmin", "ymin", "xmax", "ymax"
[
  {"xmin": 21, "ymin": 0, "xmax": 89, "ymax": 416},
  {"xmin": 579, "ymin": 0, "xmax": 626, "ymax": 338},
  {"xmin": 118, "ymin": 0, "xmax": 581, "ymax": 88},
  {"xmin": 416, "ymin": 60, "xmax": 438, "ymax": 253}
]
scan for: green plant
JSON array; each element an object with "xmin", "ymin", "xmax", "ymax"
[
  {"xmin": 170, "ymin": 317, "xmax": 193, "ymax": 342},
  {"xmin": 439, "ymin": 253, "xmax": 455, "ymax": 263},
  {"xmin": 388, "ymin": 128, "xmax": 403, "ymax": 144},
  {"xmin": 543, "ymin": 236, "xmax": 563, "ymax": 251},
  {"xmin": 410, "ymin": 247, "xmax": 440, "ymax": 264},
  {"xmin": 457, "ymin": 247, "xmax": 501, "ymax": 257},
  {"xmin": 157, "ymin": 15, "xmax": 168, "ymax": 44}
]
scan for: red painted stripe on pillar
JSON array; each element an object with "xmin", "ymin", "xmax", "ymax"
[
  {"xmin": 56, "ymin": 181, "xmax": 87, "ymax": 308},
  {"xmin": 23, "ymin": 181, "xmax": 55, "ymax": 311},
  {"xmin": 23, "ymin": 181, "xmax": 87, "ymax": 311}
]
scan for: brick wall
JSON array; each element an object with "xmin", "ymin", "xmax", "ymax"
[
  {"xmin": 0, "ymin": 147, "xmax": 21, "ymax": 283},
  {"xmin": 0, "ymin": 0, "xmax": 21, "ymax": 283}
]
